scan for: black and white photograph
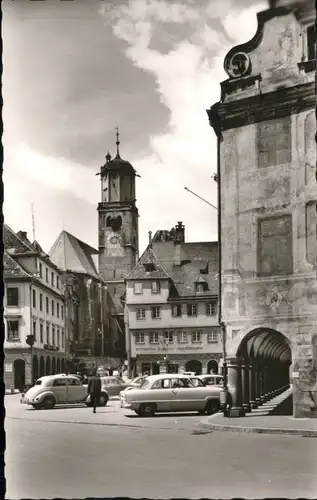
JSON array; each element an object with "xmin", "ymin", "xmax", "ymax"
[{"xmin": 2, "ymin": 0, "xmax": 317, "ymax": 498}]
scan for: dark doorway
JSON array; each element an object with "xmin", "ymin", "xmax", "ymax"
[
  {"xmin": 167, "ymin": 364, "xmax": 179, "ymax": 374},
  {"xmin": 56, "ymin": 358, "xmax": 61, "ymax": 374},
  {"xmin": 141, "ymin": 363, "xmax": 151, "ymax": 375},
  {"xmin": 46, "ymin": 357, "xmax": 51, "ymax": 375},
  {"xmin": 207, "ymin": 360, "xmax": 219, "ymax": 374},
  {"xmin": 14, "ymin": 359, "xmax": 25, "ymax": 391},
  {"xmin": 185, "ymin": 360, "xmax": 202, "ymax": 375},
  {"xmin": 33, "ymin": 355, "xmax": 39, "ymax": 382},
  {"xmin": 152, "ymin": 363, "xmax": 160, "ymax": 375},
  {"xmin": 61, "ymin": 358, "xmax": 65, "ymax": 373},
  {"xmin": 39, "ymin": 356, "xmax": 45, "ymax": 377},
  {"xmin": 52, "ymin": 358, "xmax": 56, "ymax": 374}
]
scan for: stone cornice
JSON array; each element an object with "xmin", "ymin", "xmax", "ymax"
[{"xmin": 207, "ymin": 81, "xmax": 315, "ymax": 133}]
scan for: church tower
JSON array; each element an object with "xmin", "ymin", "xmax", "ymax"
[{"xmin": 98, "ymin": 129, "xmax": 139, "ymax": 297}]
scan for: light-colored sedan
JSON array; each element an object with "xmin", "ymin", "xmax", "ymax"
[
  {"xmin": 119, "ymin": 375, "xmax": 148, "ymax": 407},
  {"xmin": 122, "ymin": 374, "xmax": 222, "ymax": 417},
  {"xmin": 20, "ymin": 374, "xmax": 109, "ymax": 410},
  {"xmin": 198, "ymin": 374, "xmax": 223, "ymax": 386},
  {"xmin": 99, "ymin": 376, "xmax": 128, "ymax": 397}
]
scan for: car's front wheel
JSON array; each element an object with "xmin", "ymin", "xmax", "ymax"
[
  {"xmin": 139, "ymin": 403, "xmax": 156, "ymax": 417},
  {"xmin": 42, "ymin": 396, "xmax": 56, "ymax": 410},
  {"xmin": 32, "ymin": 403, "xmax": 42, "ymax": 410},
  {"xmin": 205, "ymin": 400, "xmax": 220, "ymax": 415},
  {"xmin": 99, "ymin": 393, "xmax": 109, "ymax": 407}
]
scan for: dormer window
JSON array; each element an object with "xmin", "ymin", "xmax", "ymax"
[
  {"xmin": 134, "ymin": 282, "xmax": 143, "ymax": 294},
  {"xmin": 151, "ymin": 281, "xmax": 161, "ymax": 294},
  {"xmin": 143, "ymin": 262, "xmax": 155, "ymax": 272},
  {"xmin": 196, "ymin": 283, "xmax": 204, "ymax": 293}
]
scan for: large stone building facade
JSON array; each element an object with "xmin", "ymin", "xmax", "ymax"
[
  {"xmin": 125, "ymin": 223, "xmax": 222, "ymax": 376},
  {"xmin": 208, "ymin": 0, "xmax": 316, "ymax": 417},
  {"xmin": 4, "ymin": 225, "xmax": 66, "ymax": 390}
]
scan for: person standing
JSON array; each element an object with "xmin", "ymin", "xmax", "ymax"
[{"xmin": 87, "ymin": 370, "xmax": 102, "ymax": 414}]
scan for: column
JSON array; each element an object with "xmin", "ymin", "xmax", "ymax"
[
  {"xmin": 241, "ymin": 361, "xmax": 251, "ymax": 413},
  {"xmin": 227, "ymin": 357, "xmax": 245, "ymax": 417},
  {"xmin": 260, "ymin": 364, "xmax": 267, "ymax": 403},
  {"xmin": 255, "ymin": 362, "xmax": 263, "ymax": 406},
  {"xmin": 249, "ymin": 363, "xmax": 258, "ymax": 409}
]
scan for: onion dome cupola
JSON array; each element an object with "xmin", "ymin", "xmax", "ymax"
[{"xmin": 99, "ymin": 128, "xmax": 138, "ymax": 204}]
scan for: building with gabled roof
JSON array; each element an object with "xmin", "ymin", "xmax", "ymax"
[
  {"xmin": 48, "ymin": 230, "xmax": 121, "ymax": 369},
  {"xmin": 125, "ymin": 222, "xmax": 221, "ymax": 377},
  {"xmin": 4, "ymin": 225, "xmax": 66, "ymax": 391}
]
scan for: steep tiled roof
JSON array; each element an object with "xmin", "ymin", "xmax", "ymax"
[
  {"xmin": 3, "ymin": 225, "xmax": 35, "ymax": 254},
  {"xmin": 4, "ymin": 252, "xmax": 32, "ymax": 280},
  {"xmin": 152, "ymin": 241, "xmax": 218, "ymax": 298},
  {"xmin": 49, "ymin": 230, "xmax": 99, "ymax": 279},
  {"xmin": 125, "ymin": 247, "xmax": 170, "ymax": 280}
]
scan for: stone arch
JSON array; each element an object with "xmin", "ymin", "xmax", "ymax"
[
  {"xmin": 14, "ymin": 359, "xmax": 25, "ymax": 391},
  {"xmin": 45, "ymin": 357, "xmax": 51, "ymax": 375},
  {"xmin": 207, "ymin": 359, "xmax": 219, "ymax": 374},
  {"xmin": 56, "ymin": 358, "xmax": 61, "ymax": 374},
  {"xmin": 185, "ymin": 360, "xmax": 202, "ymax": 375},
  {"xmin": 52, "ymin": 357, "xmax": 56, "ymax": 375},
  {"xmin": 39, "ymin": 356, "xmax": 45, "ymax": 377},
  {"xmin": 236, "ymin": 327, "xmax": 291, "ymax": 364},
  {"xmin": 32, "ymin": 355, "xmax": 39, "ymax": 382}
]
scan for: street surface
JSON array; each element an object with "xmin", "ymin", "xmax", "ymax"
[{"xmin": 5, "ymin": 395, "xmax": 317, "ymax": 499}]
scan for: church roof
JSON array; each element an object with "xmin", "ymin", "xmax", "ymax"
[
  {"xmin": 125, "ymin": 247, "xmax": 170, "ymax": 280},
  {"xmin": 4, "ymin": 251, "xmax": 32, "ymax": 280},
  {"xmin": 49, "ymin": 231, "xmax": 99, "ymax": 279}
]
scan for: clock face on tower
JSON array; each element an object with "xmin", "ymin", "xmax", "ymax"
[{"xmin": 106, "ymin": 231, "xmax": 124, "ymax": 257}]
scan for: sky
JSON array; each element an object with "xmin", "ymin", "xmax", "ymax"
[{"xmin": 3, "ymin": 0, "xmax": 268, "ymax": 257}]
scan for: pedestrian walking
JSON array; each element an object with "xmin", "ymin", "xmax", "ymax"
[{"xmin": 87, "ymin": 370, "xmax": 102, "ymax": 414}]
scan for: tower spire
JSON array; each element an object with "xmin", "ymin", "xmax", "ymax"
[{"xmin": 115, "ymin": 126, "xmax": 121, "ymax": 158}]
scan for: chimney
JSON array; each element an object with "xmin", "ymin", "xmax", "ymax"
[
  {"xmin": 17, "ymin": 231, "xmax": 28, "ymax": 240},
  {"xmin": 174, "ymin": 221, "xmax": 185, "ymax": 244},
  {"xmin": 148, "ymin": 231, "xmax": 152, "ymax": 248}
]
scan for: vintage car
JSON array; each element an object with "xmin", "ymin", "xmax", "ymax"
[
  {"xmin": 198, "ymin": 374, "xmax": 223, "ymax": 386},
  {"xmin": 20, "ymin": 374, "xmax": 109, "ymax": 410},
  {"xmin": 119, "ymin": 375, "xmax": 148, "ymax": 407},
  {"xmin": 121, "ymin": 374, "xmax": 222, "ymax": 417},
  {"xmin": 99, "ymin": 376, "xmax": 128, "ymax": 397}
]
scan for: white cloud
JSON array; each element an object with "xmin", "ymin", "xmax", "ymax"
[{"xmin": 101, "ymin": 0, "xmax": 266, "ymax": 250}]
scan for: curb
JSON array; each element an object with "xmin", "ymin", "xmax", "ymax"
[{"xmin": 199, "ymin": 421, "xmax": 317, "ymax": 437}]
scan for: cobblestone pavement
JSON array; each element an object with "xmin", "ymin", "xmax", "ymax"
[{"xmin": 5, "ymin": 395, "xmax": 317, "ymax": 499}]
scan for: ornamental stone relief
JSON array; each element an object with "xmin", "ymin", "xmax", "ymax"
[{"xmin": 257, "ymin": 285, "xmax": 288, "ymax": 313}]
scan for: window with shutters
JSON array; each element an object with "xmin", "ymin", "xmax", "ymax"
[
  {"xmin": 192, "ymin": 331, "xmax": 202, "ymax": 343},
  {"xmin": 7, "ymin": 287, "xmax": 19, "ymax": 306},
  {"xmin": 258, "ymin": 117, "xmax": 291, "ymax": 168},
  {"xmin": 306, "ymin": 200, "xmax": 317, "ymax": 265},
  {"xmin": 135, "ymin": 332, "xmax": 145, "ymax": 344},
  {"xmin": 40, "ymin": 293, "xmax": 43, "ymax": 312},
  {"xmin": 187, "ymin": 304, "xmax": 197, "ymax": 316},
  {"xmin": 258, "ymin": 215, "xmax": 293, "ymax": 276},
  {"xmin": 171, "ymin": 304, "xmax": 182, "ymax": 317},
  {"xmin": 39, "ymin": 323, "xmax": 43, "ymax": 343},
  {"xmin": 46, "ymin": 324, "xmax": 50, "ymax": 344},
  {"xmin": 151, "ymin": 307, "xmax": 161, "ymax": 319},
  {"xmin": 32, "ymin": 289, "xmax": 36, "ymax": 308},
  {"xmin": 177, "ymin": 331, "xmax": 188, "ymax": 343},
  {"xmin": 306, "ymin": 24, "xmax": 316, "ymax": 61},
  {"xmin": 46, "ymin": 297, "xmax": 49, "ymax": 314},
  {"xmin": 149, "ymin": 332, "xmax": 159, "ymax": 344},
  {"xmin": 7, "ymin": 320, "xmax": 20, "ymax": 341}
]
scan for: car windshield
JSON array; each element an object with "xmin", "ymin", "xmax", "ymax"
[{"xmin": 139, "ymin": 379, "xmax": 151, "ymax": 389}]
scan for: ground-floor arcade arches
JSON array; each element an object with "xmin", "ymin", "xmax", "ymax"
[
  {"xmin": 226, "ymin": 328, "xmax": 292, "ymax": 417},
  {"xmin": 185, "ymin": 360, "xmax": 202, "ymax": 375},
  {"xmin": 207, "ymin": 359, "xmax": 219, "ymax": 374}
]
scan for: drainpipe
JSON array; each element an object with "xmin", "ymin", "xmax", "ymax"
[
  {"xmin": 29, "ymin": 281, "xmax": 33, "ymax": 386},
  {"xmin": 216, "ymin": 133, "xmax": 229, "ymax": 415}
]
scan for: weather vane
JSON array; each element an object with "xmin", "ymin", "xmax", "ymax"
[{"xmin": 115, "ymin": 126, "xmax": 120, "ymax": 157}]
